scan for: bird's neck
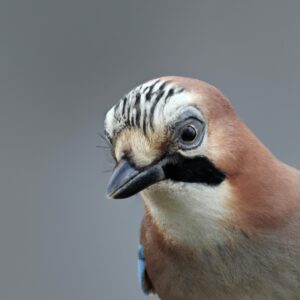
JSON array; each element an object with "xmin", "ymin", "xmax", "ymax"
[
  {"xmin": 226, "ymin": 123, "xmax": 300, "ymax": 231},
  {"xmin": 141, "ymin": 122, "xmax": 300, "ymax": 248},
  {"xmin": 141, "ymin": 180, "xmax": 233, "ymax": 248},
  {"xmin": 141, "ymin": 163, "xmax": 300, "ymax": 250}
]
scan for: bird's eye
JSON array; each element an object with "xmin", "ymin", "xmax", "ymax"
[
  {"xmin": 174, "ymin": 118, "xmax": 206, "ymax": 150},
  {"xmin": 180, "ymin": 125, "xmax": 197, "ymax": 142}
]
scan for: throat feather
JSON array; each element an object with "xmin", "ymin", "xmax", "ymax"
[{"xmin": 142, "ymin": 181, "xmax": 231, "ymax": 247}]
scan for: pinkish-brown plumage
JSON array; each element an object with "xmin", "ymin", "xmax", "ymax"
[{"xmin": 106, "ymin": 76, "xmax": 300, "ymax": 300}]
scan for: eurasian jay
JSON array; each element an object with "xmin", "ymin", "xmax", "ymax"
[{"xmin": 104, "ymin": 76, "xmax": 300, "ymax": 300}]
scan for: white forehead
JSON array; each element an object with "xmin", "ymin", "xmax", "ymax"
[{"xmin": 104, "ymin": 79, "xmax": 198, "ymax": 140}]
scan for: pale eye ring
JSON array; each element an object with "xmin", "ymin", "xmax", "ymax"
[{"xmin": 174, "ymin": 118, "xmax": 205, "ymax": 150}]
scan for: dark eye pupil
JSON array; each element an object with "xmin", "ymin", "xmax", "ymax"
[{"xmin": 181, "ymin": 125, "xmax": 197, "ymax": 142}]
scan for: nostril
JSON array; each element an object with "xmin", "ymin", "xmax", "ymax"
[
  {"xmin": 118, "ymin": 151, "xmax": 132, "ymax": 166},
  {"xmin": 115, "ymin": 149, "xmax": 130, "ymax": 165}
]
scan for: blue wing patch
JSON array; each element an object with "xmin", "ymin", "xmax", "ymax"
[{"xmin": 138, "ymin": 244, "xmax": 151, "ymax": 295}]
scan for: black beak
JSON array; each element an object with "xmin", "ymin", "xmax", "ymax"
[{"xmin": 107, "ymin": 159, "xmax": 166, "ymax": 199}]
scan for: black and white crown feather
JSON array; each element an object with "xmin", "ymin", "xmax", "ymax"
[{"xmin": 105, "ymin": 79, "xmax": 189, "ymax": 141}]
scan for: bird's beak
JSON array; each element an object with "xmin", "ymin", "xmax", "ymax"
[{"xmin": 107, "ymin": 158, "xmax": 165, "ymax": 199}]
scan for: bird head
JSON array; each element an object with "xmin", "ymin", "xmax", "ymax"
[{"xmin": 104, "ymin": 76, "xmax": 297, "ymax": 236}]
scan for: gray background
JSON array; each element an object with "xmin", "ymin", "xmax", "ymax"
[{"xmin": 0, "ymin": 0, "xmax": 299, "ymax": 299}]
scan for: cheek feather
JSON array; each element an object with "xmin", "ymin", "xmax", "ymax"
[
  {"xmin": 114, "ymin": 129, "xmax": 167, "ymax": 168},
  {"xmin": 163, "ymin": 154, "xmax": 226, "ymax": 186}
]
